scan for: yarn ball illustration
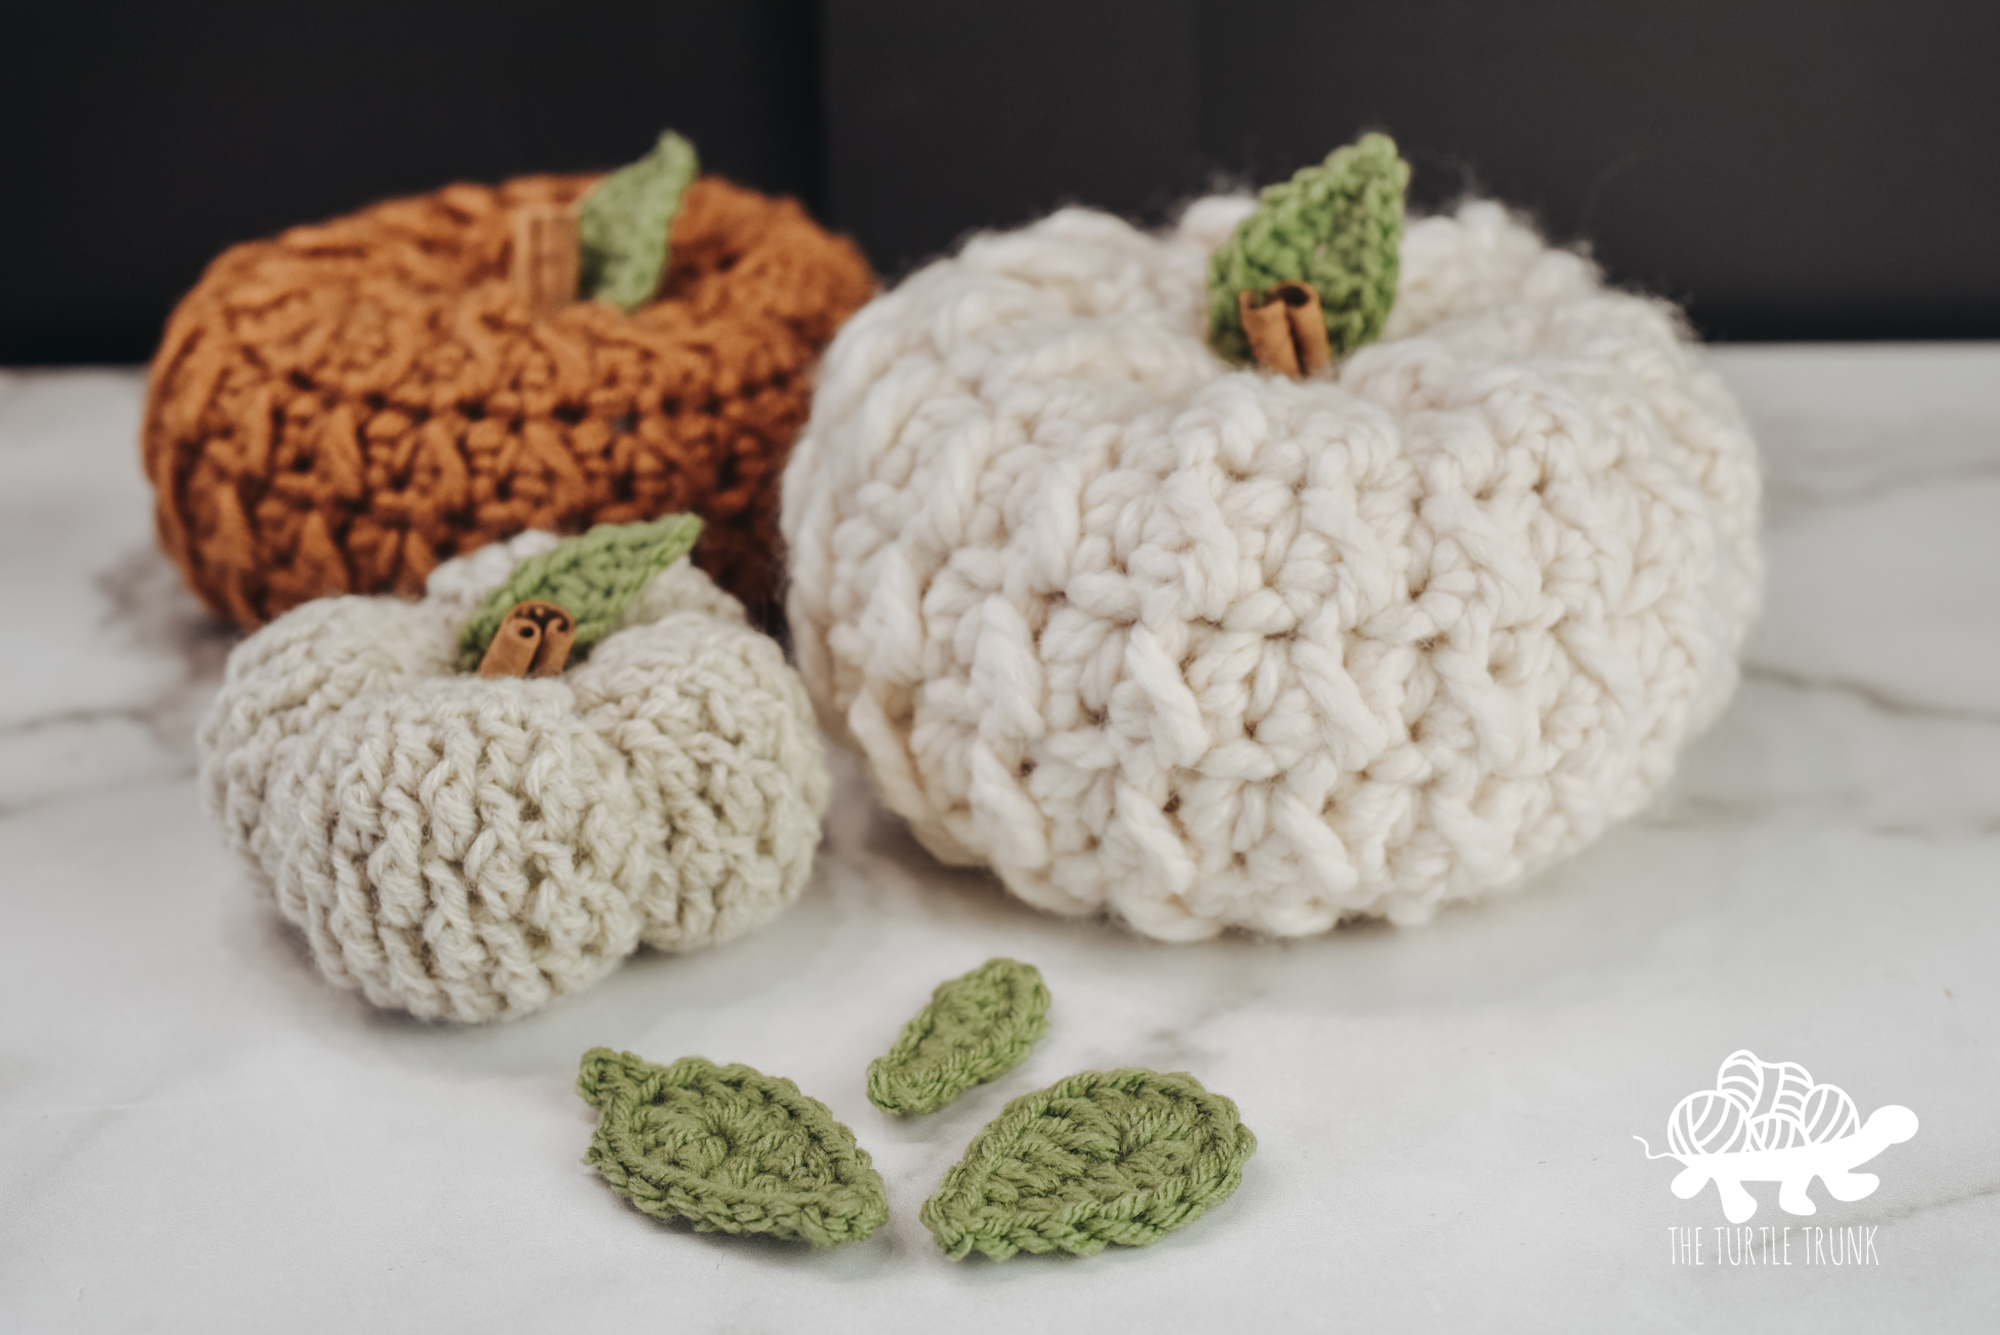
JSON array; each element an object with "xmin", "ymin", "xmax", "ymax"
[
  {"xmin": 782, "ymin": 193, "xmax": 1761, "ymax": 940},
  {"xmin": 1671, "ymin": 1050, "xmax": 1861, "ymax": 1156},
  {"xmin": 145, "ymin": 171, "xmax": 874, "ymax": 630},
  {"xmin": 198, "ymin": 530, "xmax": 831, "ymax": 1022},
  {"xmin": 1667, "ymin": 1089, "xmax": 1751, "ymax": 1158}
]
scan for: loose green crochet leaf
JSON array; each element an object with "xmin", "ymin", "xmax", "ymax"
[
  {"xmin": 868, "ymin": 958, "xmax": 1050, "ymax": 1115},
  {"xmin": 921, "ymin": 1068, "xmax": 1256, "ymax": 1261},
  {"xmin": 1207, "ymin": 132, "xmax": 1410, "ymax": 365},
  {"xmin": 577, "ymin": 129, "xmax": 700, "ymax": 312},
  {"xmin": 456, "ymin": 514, "xmax": 702, "ymax": 670},
  {"xmin": 577, "ymin": 1049, "xmax": 889, "ymax": 1248}
]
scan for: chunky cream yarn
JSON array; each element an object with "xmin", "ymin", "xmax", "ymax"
[
  {"xmin": 782, "ymin": 197, "xmax": 1761, "ymax": 941},
  {"xmin": 200, "ymin": 532, "xmax": 830, "ymax": 1021}
]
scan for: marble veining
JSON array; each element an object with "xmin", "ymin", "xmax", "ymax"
[{"xmin": 2, "ymin": 348, "xmax": 1996, "ymax": 1331}]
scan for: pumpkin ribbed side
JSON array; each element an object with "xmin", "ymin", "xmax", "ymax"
[{"xmin": 196, "ymin": 534, "xmax": 831, "ymax": 1023}]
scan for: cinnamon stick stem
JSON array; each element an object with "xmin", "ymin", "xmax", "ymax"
[
  {"xmin": 511, "ymin": 204, "xmax": 579, "ymax": 319},
  {"xmin": 1239, "ymin": 288, "xmax": 1301, "ymax": 377},
  {"xmin": 1238, "ymin": 283, "xmax": 1333, "ymax": 379},
  {"xmin": 1277, "ymin": 282, "xmax": 1334, "ymax": 375},
  {"xmin": 477, "ymin": 600, "xmax": 576, "ymax": 677}
]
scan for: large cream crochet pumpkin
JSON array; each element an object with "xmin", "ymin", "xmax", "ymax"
[{"xmin": 781, "ymin": 194, "xmax": 1762, "ymax": 941}]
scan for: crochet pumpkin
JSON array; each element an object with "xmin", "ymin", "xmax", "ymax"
[
  {"xmin": 782, "ymin": 136, "xmax": 1762, "ymax": 942},
  {"xmin": 145, "ymin": 136, "xmax": 874, "ymax": 628},
  {"xmin": 199, "ymin": 523, "xmax": 830, "ymax": 1022}
]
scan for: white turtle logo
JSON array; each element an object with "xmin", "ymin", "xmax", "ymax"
[{"xmin": 1636, "ymin": 1050, "xmax": 1917, "ymax": 1223}]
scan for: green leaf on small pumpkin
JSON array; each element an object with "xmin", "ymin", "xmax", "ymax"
[
  {"xmin": 456, "ymin": 514, "xmax": 702, "ymax": 671},
  {"xmin": 576, "ymin": 1049, "xmax": 889, "ymax": 1248},
  {"xmin": 1206, "ymin": 132, "xmax": 1410, "ymax": 364},
  {"xmin": 577, "ymin": 129, "xmax": 700, "ymax": 312},
  {"xmin": 920, "ymin": 1068, "xmax": 1257, "ymax": 1261},
  {"xmin": 867, "ymin": 958, "xmax": 1050, "ymax": 1115}
]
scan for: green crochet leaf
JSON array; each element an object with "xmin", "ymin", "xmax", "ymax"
[
  {"xmin": 456, "ymin": 514, "xmax": 702, "ymax": 670},
  {"xmin": 867, "ymin": 958, "xmax": 1050, "ymax": 1115},
  {"xmin": 577, "ymin": 129, "xmax": 700, "ymax": 312},
  {"xmin": 920, "ymin": 1068, "xmax": 1257, "ymax": 1261},
  {"xmin": 1206, "ymin": 132, "xmax": 1411, "ymax": 365},
  {"xmin": 577, "ymin": 1049, "xmax": 889, "ymax": 1248}
]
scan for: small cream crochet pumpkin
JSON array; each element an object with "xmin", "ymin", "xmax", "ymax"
[
  {"xmin": 782, "ymin": 190, "xmax": 1762, "ymax": 941},
  {"xmin": 200, "ymin": 531, "xmax": 829, "ymax": 1022}
]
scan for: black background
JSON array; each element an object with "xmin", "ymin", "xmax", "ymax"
[{"xmin": 4, "ymin": 0, "xmax": 1996, "ymax": 363}]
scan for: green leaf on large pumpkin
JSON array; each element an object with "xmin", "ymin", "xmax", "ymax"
[
  {"xmin": 577, "ymin": 129, "xmax": 700, "ymax": 312},
  {"xmin": 920, "ymin": 1068, "xmax": 1257, "ymax": 1260},
  {"xmin": 577, "ymin": 1049, "xmax": 889, "ymax": 1248},
  {"xmin": 867, "ymin": 958, "xmax": 1050, "ymax": 1115},
  {"xmin": 456, "ymin": 514, "xmax": 702, "ymax": 671},
  {"xmin": 1206, "ymin": 132, "xmax": 1410, "ymax": 364}
]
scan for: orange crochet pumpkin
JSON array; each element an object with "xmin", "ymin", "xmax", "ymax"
[{"xmin": 143, "ymin": 173, "xmax": 874, "ymax": 627}]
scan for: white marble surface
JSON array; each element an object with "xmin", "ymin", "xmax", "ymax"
[{"xmin": 3, "ymin": 347, "xmax": 1997, "ymax": 1332}]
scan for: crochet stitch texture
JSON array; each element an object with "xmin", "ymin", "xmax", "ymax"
[
  {"xmin": 455, "ymin": 513, "xmax": 702, "ymax": 667},
  {"xmin": 145, "ymin": 174, "xmax": 874, "ymax": 629},
  {"xmin": 578, "ymin": 1049, "xmax": 888, "ymax": 1247},
  {"xmin": 577, "ymin": 131, "xmax": 699, "ymax": 311},
  {"xmin": 867, "ymin": 958, "xmax": 1050, "ymax": 1115},
  {"xmin": 199, "ymin": 531, "xmax": 830, "ymax": 1022},
  {"xmin": 920, "ymin": 1068, "xmax": 1256, "ymax": 1260},
  {"xmin": 1207, "ymin": 132, "xmax": 1409, "ymax": 362},
  {"xmin": 782, "ymin": 195, "xmax": 1762, "ymax": 940}
]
